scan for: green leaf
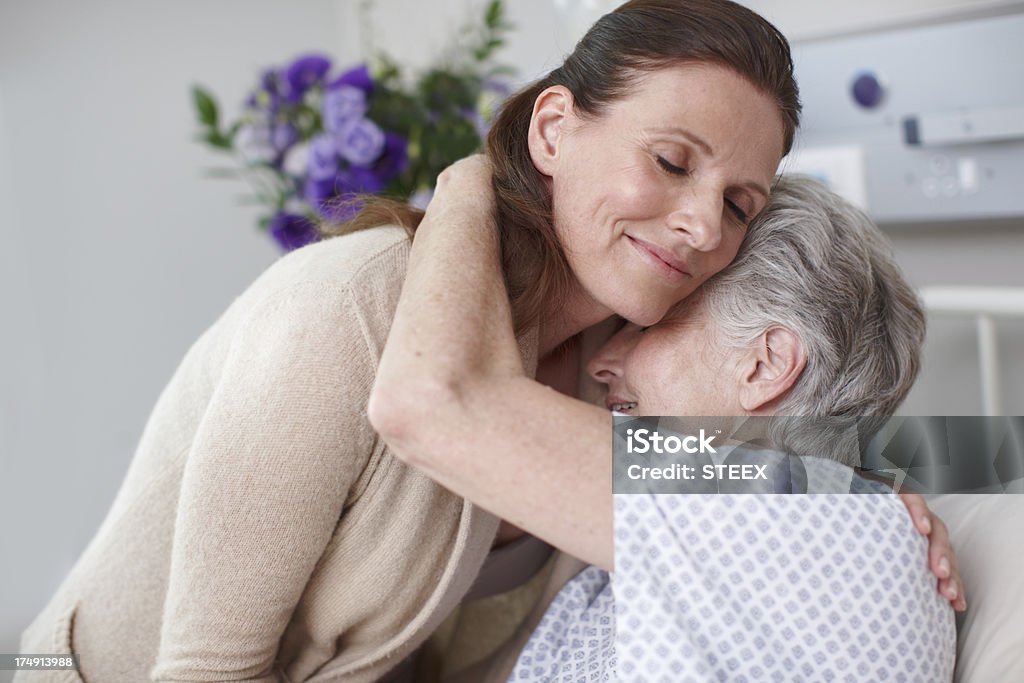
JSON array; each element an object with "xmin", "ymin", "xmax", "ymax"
[
  {"xmin": 192, "ymin": 85, "xmax": 219, "ymax": 128},
  {"xmin": 485, "ymin": 0, "xmax": 503, "ymax": 29},
  {"xmin": 475, "ymin": 37, "xmax": 504, "ymax": 61},
  {"xmin": 203, "ymin": 129, "xmax": 232, "ymax": 150}
]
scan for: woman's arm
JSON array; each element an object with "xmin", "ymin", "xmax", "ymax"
[
  {"xmin": 368, "ymin": 156, "xmax": 614, "ymax": 570},
  {"xmin": 154, "ymin": 282, "xmax": 379, "ymax": 681},
  {"xmin": 369, "ymin": 157, "xmax": 965, "ymax": 604}
]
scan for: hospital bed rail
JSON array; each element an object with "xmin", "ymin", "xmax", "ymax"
[{"xmin": 919, "ymin": 286, "xmax": 1024, "ymax": 416}]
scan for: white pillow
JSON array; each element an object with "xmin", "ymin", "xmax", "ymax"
[{"xmin": 928, "ymin": 492, "xmax": 1024, "ymax": 682}]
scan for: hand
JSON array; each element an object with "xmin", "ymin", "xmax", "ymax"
[
  {"xmin": 430, "ymin": 154, "xmax": 496, "ymax": 214},
  {"xmin": 899, "ymin": 492, "xmax": 966, "ymax": 612}
]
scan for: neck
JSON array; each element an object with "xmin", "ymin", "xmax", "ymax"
[{"xmin": 537, "ymin": 284, "xmax": 613, "ymax": 357}]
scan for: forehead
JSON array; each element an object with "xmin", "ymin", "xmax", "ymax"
[
  {"xmin": 608, "ymin": 62, "xmax": 773, "ymax": 120},
  {"xmin": 588, "ymin": 62, "xmax": 786, "ymax": 186}
]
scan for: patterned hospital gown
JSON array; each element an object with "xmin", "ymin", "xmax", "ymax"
[{"xmin": 509, "ymin": 468, "xmax": 956, "ymax": 681}]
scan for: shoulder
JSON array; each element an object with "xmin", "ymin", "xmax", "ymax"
[
  {"xmin": 231, "ymin": 226, "xmax": 409, "ymax": 320},
  {"xmin": 217, "ymin": 227, "xmax": 409, "ymax": 366},
  {"xmin": 263, "ymin": 225, "xmax": 411, "ymax": 294}
]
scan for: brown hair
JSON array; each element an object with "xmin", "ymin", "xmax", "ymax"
[{"xmin": 323, "ymin": 0, "xmax": 800, "ymax": 335}]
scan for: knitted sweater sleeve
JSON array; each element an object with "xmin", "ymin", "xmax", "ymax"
[{"xmin": 151, "ymin": 281, "xmax": 378, "ymax": 682}]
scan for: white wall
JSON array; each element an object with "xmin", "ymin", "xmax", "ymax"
[
  {"xmin": 1, "ymin": 0, "xmax": 1022, "ymax": 676},
  {"xmin": 736, "ymin": 0, "xmax": 1023, "ymax": 39},
  {"xmin": 355, "ymin": 0, "xmax": 566, "ymax": 83},
  {"xmin": 0, "ymin": 0, "xmax": 346, "ymax": 672},
  {"xmin": 549, "ymin": 0, "xmax": 1024, "ymax": 41}
]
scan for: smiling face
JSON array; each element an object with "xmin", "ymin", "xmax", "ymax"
[
  {"xmin": 586, "ymin": 299, "xmax": 747, "ymax": 416},
  {"xmin": 538, "ymin": 62, "xmax": 786, "ymax": 327}
]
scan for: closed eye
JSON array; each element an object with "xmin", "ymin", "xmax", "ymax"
[
  {"xmin": 656, "ymin": 156, "xmax": 687, "ymax": 176},
  {"xmin": 726, "ymin": 198, "xmax": 749, "ymax": 224}
]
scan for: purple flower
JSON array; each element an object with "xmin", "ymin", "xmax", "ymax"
[
  {"xmin": 328, "ymin": 63, "xmax": 373, "ymax": 95},
  {"xmin": 272, "ymin": 123, "xmax": 299, "ymax": 153},
  {"xmin": 348, "ymin": 167, "xmax": 386, "ymax": 194},
  {"xmin": 334, "ymin": 118, "xmax": 385, "ymax": 167},
  {"xmin": 250, "ymin": 68, "xmax": 286, "ymax": 114},
  {"xmin": 285, "ymin": 54, "xmax": 332, "ymax": 102},
  {"xmin": 322, "ymin": 197, "xmax": 363, "ymax": 223},
  {"xmin": 269, "ymin": 212, "xmax": 319, "ymax": 252},
  {"xmin": 307, "ymin": 134, "xmax": 339, "ymax": 181},
  {"xmin": 303, "ymin": 170, "xmax": 379, "ymax": 222},
  {"xmin": 374, "ymin": 132, "xmax": 409, "ymax": 183},
  {"xmin": 261, "ymin": 68, "xmax": 284, "ymax": 94},
  {"xmin": 282, "ymin": 142, "xmax": 310, "ymax": 178},
  {"xmin": 304, "ymin": 174, "xmax": 351, "ymax": 212},
  {"xmin": 322, "ymin": 85, "xmax": 368, "ymax": 132},
  {"xmin": 304, "ymin": 175, "xmax": 341, "ymax": 202},
  {"xmin": 236, "ymin": 123, "xmax": 276, "ymax": 164},
  {"xmin": 304, "ymin": 176, "xmax": 358, "ymax": 222}
]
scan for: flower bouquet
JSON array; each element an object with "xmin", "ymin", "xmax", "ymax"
[{"xmin": 192, "ymin": 0, "xmax": 512, "ymax": 251}]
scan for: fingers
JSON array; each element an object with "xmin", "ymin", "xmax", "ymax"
[
  {"xmin": 929, "ymin": 515, "xmax": 967, "ymax": 612},
  {"xmin": 899, "ymin": 492, "xmax": 932, "ymax": 535},
  {"xmin": 937, "ymin": 577, "xmax": 966, "ymax": 611},
  {"xmin": 898, "ymin": 493, "xmax": 967, "ymax": 612}
]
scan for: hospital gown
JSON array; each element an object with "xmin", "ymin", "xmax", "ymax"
[{"xmin": 509, "ymin": 464, "xmax": 956, "ymax": 682}]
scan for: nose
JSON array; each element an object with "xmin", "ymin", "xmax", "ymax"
[
  {"xmin": 667, "ymin": 187, "xmax": 723, "ymax": 252},
  {"xmin": 587, "ymin": 324, "xmax": 641, "ymax": 385}
]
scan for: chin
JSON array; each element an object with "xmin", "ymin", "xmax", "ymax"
[
  {"xmin": 616, "ymin": 301, "xmax": 668, "ymax": 327},
  {"xmin": 589, "ymin": 277, "xmax": 673, "ymax": 327}
]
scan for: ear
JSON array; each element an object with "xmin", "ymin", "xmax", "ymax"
[
  {"xmin": 527, "ymin": 85, "xmax": 573, "ymax": 177},
  {"xmin": 738, "ymin": 326, "xmax": 806, "ymax": 413}
]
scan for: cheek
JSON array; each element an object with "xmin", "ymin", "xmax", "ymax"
[
  {"xmin": 706, "ymin": 236, "xmax": 744, "ymax": 277},
  {"xmin": 561, "ymin": 152, "xmax": 667, "ymax": 221},
  {"xmin": 628, "ymin": 335, "xmax": 687, "ymax": 409},
  {"xmin": 606, "ymin": 164, "xmax": 669, "ymax": 220}
]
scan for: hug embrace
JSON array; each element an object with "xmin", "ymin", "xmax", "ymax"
[{"xmin": 18, "ymin": 1, "xmax": 963, "ymax": 681}]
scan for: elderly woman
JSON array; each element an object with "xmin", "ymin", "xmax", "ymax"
[
  {"xmin": 17, "ymin": 2, "xmax": 957, "ymax": 682},
  {"xmin": 371, "ymin": 169, "xmax": 958, "ymax": 681}
]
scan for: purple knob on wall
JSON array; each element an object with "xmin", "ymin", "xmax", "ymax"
[{"xmin": 851, "ymin": 72, "xmax": 886, "ymax": 109}]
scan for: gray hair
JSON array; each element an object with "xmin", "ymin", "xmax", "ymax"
[{"xmin": 698, "ymin": 175, "xmax": 925, "ymax": 428}]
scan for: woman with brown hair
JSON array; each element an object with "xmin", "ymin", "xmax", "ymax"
[{"xmin": 16, "ymin": 2, "xmax": 957, "ymax": 682}]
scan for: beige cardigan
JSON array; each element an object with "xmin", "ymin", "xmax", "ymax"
[{"xmin": 17, "ymin": 226, "xmax": 555, "ymax": 683}]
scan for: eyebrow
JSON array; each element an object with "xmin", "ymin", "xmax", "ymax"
[
  {"xmin": 739, "ymin": 179, "xmax": 771, "ymax": 201},
  {"xmin": 652, "ymin": 126, "xmax": 771, "ymax": 200},
  {"xmin": 653, "ymin": 126, "xmax": 714, "ymax": 156}
]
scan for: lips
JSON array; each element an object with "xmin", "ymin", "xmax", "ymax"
[
  {"xmin": 627, "ymin": 235, "xmax": 690, "ymax": 281},
  {"xmin": 605, "ymin": 394, "xmax": 638, "ymax": 412}
]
